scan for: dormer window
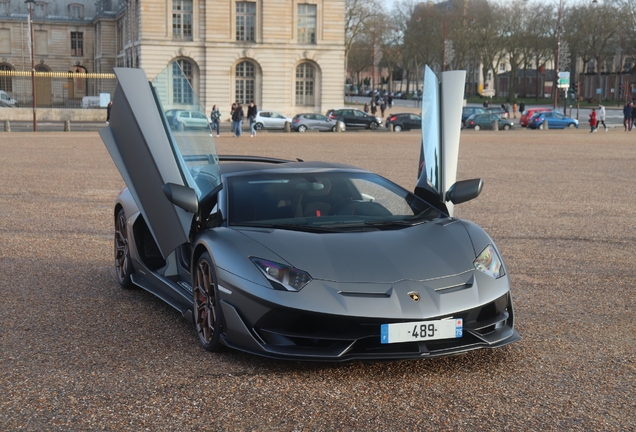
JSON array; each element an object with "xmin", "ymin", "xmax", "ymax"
[
  {"xmin": 70, "ymin": 4, "xmax": 84, "ymax": 19},
  {"xmin": 0, "ymin": 1, "xmax": 9, "ymax": 16},
  {"xmin": 34, "ymin": 2, "xmax": 46, "ymax": 18}
]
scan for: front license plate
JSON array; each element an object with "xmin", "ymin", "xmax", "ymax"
[{"xmin": 380, "ymin": 318, "xmax": 462, "ymax": 344}]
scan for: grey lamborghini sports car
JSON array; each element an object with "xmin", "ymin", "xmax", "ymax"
[{"xmin": 100, "ymin": 65, "xmax": 519, "ymax": 361}]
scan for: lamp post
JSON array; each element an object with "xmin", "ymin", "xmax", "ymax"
[
  {"xmin": 25, "ymin": 0, "xmax": 37, "ymax": 131},
  {"xmin": 554, "ymin": 0, "xmax": 564, "ymax": 110}
]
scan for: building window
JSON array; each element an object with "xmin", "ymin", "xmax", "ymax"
[
  {"xmin": 71, "ymin": 32, "xmax": 83, "ymax": 57},
  {"xmin": 172, "ymin": 60, "xmax": 193, "ymax": 104},
  {"xmin": 235, "ymin": 61, "xmax": 255, "ymax": 104},
  {"xmin": 69, "ymin": 4, "xmax": 83, "ymax": 19},
  {"xmin": 236, "ymin": 2, "xmax": 255, "ymax": 42},
  {"xmin": 625, "ymin": 58, "xmax": 633, "ymax": 71},
  {"xmin": 34, "ymin": 2, "xmax": 46, "ymax": 18},
  {"xmin": 499, "ymin": 63, "xmax": 506, "ymax": 72},
  {"xmin": 0, "ymin": 63, "xmax": 13, "ymax": 92},
  {"xmin": 297, "ymin": 4, "xmax": 316, "ymax": 44},
  {"xmin": 0, "ymin": 2, "xmax": 9, "ymax": 15},
  {"xmin": 295, "ymin": 63, "xmax": 314, "ymax": 105},
  {"xmin": 173, "ymin": 0, "xmax": 193, "ymax": 40}
]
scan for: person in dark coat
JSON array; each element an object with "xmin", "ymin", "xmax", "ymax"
[
  {"xmin": 232, "ymin": 103, "xmax": 244, "ymax": 137},
  {"xmin": 247, "ymin": 100, "xmax": 258, "ymax": 137},
  {"xmin": 106, "ymin": 101, "xmax": 113, "ymax": 123}
]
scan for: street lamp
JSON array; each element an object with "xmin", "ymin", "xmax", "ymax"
[
  {"xmin": 554, "ymin": 0, "xmax": 564, "ymax": 110},
  {"xmin": 25, "ymin": 0, "xmax": 37, "ymax": 131}
]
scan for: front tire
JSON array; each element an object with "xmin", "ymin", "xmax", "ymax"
[
  {"xmin": 369, "ymin": 122, "xmax": 378, "ymax": 130},
  {"xmin": 193, "ymin": 252, "xmax": 224, "ymax": 352},
  {"xmin": 114, "ymin": 209, "xmax": 134, "ymax": 289},
  {"xmin": 254, "ymin": 123, "xmax": 263, "ymax": 130},
  {"xmin": 568, "ymin": 123, "xmax": 575, "ymax": 128},
  {"xmin": 394, "ymin": 125, "xmax": 402, "ymax": 132},
  {"xmin": 474, "ymin": 125, "xmax": 481, "ymax": 131},
  {"xmin": 503, "ymin": 124, "xmax": 511, "ymax": 130}
]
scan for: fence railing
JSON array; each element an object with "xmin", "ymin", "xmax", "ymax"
[{"xmin": 0, "ymin": 71, "xmax": 117, "ymax": 108}]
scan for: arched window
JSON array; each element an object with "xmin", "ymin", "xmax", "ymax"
[
  {"xmin": 235, "ymin": 61, "xmax": 255, "ymax": 104},
  {"xmin": 0, "ymin": 63, "xmax": 14, "ymax": 92},
  {"xmin": 295, "ymin": 63, "xmax": 314, "ymax": 106},
  {"xmin": 172, "ymin": 59, "xmax": 193, "ymax": 104}
]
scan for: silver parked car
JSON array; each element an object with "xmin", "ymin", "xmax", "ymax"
[
  {"xmin": 253, "ymin": 111, "xmax": 292, "ymax": 130},
  {"xmin": 172, "ymin": 110, "xmax": 211, "ymax": 130},
  {"xmin": 291, "ymin": 113, "xmax": 345, "ymax": 132},
  {"xmin": 100, "ymin": 65, "xmax": 519, "ymax": 361}
]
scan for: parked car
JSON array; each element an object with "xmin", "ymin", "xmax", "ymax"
[
  {"xmin": 327, "ymin": 108, "xmax": 382, "ymax": 130},
  {"xmin": 461, "ymin": 107, "xmax": 487, "ymax": 126},
  {"xmin": 528, "ymin": 110, "xmax": 579, "ymax": 129},
  {"xmin": 385, "ymin": 113, "xmax": 422, "ymax": 132},
  {"xmin": 101, "ymin": 66, "xmax": 519, "ymax": 361},
  {"xmin": 519, "ymin": 108, "xmax": 551, "ymax": 127},
  {"xmin": 484, "ymin": 107, "xmax": 508, "ymax": 118},
  {"xmin": 164, "ymin": 109, "xmax": 183, "ymax": 127},
  {"xmin": 173, "ymin": 110, "xmax": 211, "ymax": 130},
  {"xmin": 291, "ymin": 113, "xmax": 345, "ymax": 132},
  {"xmin": 464, "ymin": 113, "xmax": 515, "ymax": 131},
  {"xmin": 253, "ymin": 111, "xmax": 292, "ymax": 130},
  {"xmin": 0, "ymin": 90, "xmax": 18, "ymax": 107}
]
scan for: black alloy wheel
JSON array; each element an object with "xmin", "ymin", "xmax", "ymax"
[
  {"xmin": 114, "ymin": 209, "xmax": 134, "ymax": 289},
  {"xmin": 193, "ymin": 252, "xmax": 224, "ymax": 352}
]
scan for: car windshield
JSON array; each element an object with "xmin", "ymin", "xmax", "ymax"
[
  {"xmin": 227, "ymin": 171, "xmax": 445, "ymax": 230},
  {"xmin": 150, "ymin": 64, "xmax": 220, "ymax": 199}
]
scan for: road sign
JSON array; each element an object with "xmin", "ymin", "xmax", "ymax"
[
  {"xmin": 557, "ymin": 71, "xmax": 570, "ymax": 89},
  {"xmin": 482, "ymin": 88, "xmax": 495, "ymax": 97}
]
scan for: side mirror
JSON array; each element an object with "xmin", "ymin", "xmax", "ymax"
[
  {"xmin": 446, "ymin": 179, "xmax": 483, "ymax": 205},
  {"xmin": 163, "ymin": 183, "xmax": 199, "ymax": 214}
]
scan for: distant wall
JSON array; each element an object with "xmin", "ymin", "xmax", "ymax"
[{"xmin": 0, "ymin": 108, "xmax": 107, "ymax": 122}]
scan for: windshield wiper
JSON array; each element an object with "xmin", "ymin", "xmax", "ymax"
[
  {"xmin": 237, "ymin": 222, "xmax": 343, "ymax": 233},
  {"xmin": 363, "ymin": 220, "xmax": 422, "ymax": 227}
]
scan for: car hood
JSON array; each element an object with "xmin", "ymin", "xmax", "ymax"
[{"xmin": 235, "ymin": 219, "xmax": 476, "ymax": 283}]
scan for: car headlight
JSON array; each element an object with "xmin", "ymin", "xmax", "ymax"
[
  {"xmin": 473, "ymin": 245, "xmax": 505, "ymax": 279},
  {"xmin": 250, "ymin": 257, "xmax": 312, "ymax": 291}
]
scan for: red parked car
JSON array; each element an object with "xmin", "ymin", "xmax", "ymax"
[{"xmin": 519, "ymin": 108, "xmax": 551, "ymax": 127}]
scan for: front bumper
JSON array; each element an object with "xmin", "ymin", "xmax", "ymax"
[{"xmin": 219, "ymin": 291, "xmax": 519, "ymax": 362}]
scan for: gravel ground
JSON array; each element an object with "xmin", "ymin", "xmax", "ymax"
[{"xmin": 1, "ymin": 128, "xmax": 635, "ymax": 431}]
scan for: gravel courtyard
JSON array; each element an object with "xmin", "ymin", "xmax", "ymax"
[{"xmin": 1, "ymin": 128, "xmax": 634, "ymax": 430}]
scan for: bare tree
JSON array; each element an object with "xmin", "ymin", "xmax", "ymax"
[{"xmin": 345, "ymin": 0, "xmax": 383, "ymax": 81}]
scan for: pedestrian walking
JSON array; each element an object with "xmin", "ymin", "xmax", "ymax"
[
  {"xmin": 623, "ymin": 101, "xmax": 631, "ymax": 131},
  {"xmin": 210, "ymin": 104, "xmax": 221, "ymax": 137},
  {"xmin": 363, "ymin": 102, "xmax": 369, "ymax": 113},
  {"xmin": 370, "ymin": 101, "xmax": 377, "ymax": 116},
  {"xmin": 519, "ymin": 101, "xmax": 526, "ymax": 114},
  {"xmin": 631, "ymin": 101, "xmax": 636, "ymax": 132},
  {"xmin": 230, "ymin": 103, "xmax": 237, "ymax": 136},
  {"xmin": 597, "ymin": 103, "xmax": 607, "ymax": 132},
  {"xmin": 247, "ymin": 100, "xmax": 258, "ymax": 137},
  {"xmin": 232, "ymin": 103, "xmax": 244, "ymax": 137},
  {"xmin": 589, "ymin": 108, "xmax": 597, "ymax": 133},
  {"xmin": 106, "ymin": 101, "xmax": 113, "ymax": 123},
  {"xmin": 388, "ymin": 94, "xmax": 393, "ymax": 107},
  {"xmin": 380, "ymin": 100, "xmax": 386, "ymax": 118},
  {"xmin": 512, "ymin": 102, "xmax": 518, "ymax": 119}
]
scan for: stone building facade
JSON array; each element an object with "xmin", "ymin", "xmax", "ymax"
[{"xmin": 0, "ymin": 0, "xmax": 345, "ymax": 115}]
